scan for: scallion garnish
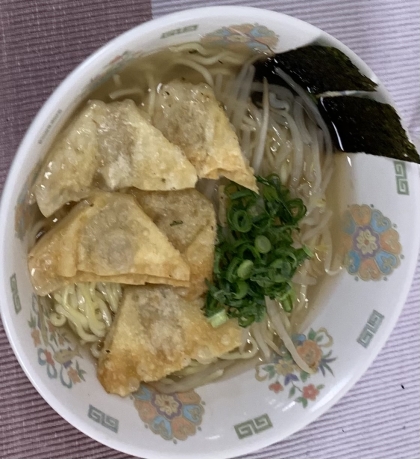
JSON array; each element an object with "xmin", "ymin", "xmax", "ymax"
[
  {"xmin": 255, "ymin": 235, "xmax": 271, "ymax": 253},
  {"xmin": 237, "ymin": 260, "xmax": 254, "ymax": 279},
  {"xmin": 204, "ymin": 175, "xmax": 312, "ymax": 327},
  {"xmin": 208, "ymin": 309, "xmax": 228, "ymax": 328}
]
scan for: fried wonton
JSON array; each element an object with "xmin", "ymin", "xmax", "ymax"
[
  {"xmin": 130, "ymin": 189, "xmax": 216, "ymax": 299},
  {"xmin": 33, "ymin": 103, "xmax": 99, "ymax": 218},
  {"xmin": 34, "ymin": 99, "xmax": 197, "ymax": 217},
  {"xmin": 150, "ymin": 80, "xmax": 258, "ymax": 192},
  {"xmin": 97, "ymin": 286, "xmax": 242, "ymax": 396},
  {"xmin": 28, "ymin": 192, "xmax": 190, "ymax": 295}
]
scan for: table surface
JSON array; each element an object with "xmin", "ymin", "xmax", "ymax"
[{"xmin": 1, "ymin": 1, "xmax": 419, "ymax": 458}]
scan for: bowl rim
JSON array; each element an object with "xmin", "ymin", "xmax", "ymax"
[{"xmin": 1, "ymin": 6, "xmax": 419, "ymax": 459}]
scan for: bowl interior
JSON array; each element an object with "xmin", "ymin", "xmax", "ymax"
[{"xmin": 1, "ymin": 7, "xmax": 419, "ymax": 459}]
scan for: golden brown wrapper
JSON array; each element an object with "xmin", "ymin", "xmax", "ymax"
[
  {"xmin": 28, "ymin": 191, "xmax": 190, "ymax": 295},
  {"xmin": 97, "ymin": 286, "xmax": 242, "ymax": 397},
  {"xmin": 151, "ymin": 80, "xmax": 257, "ymax": 192},
  {"xmin": 130, "ymin": 188, "xmax": 216, "ymax": 300},
  {"xmin": 34, "ymin": 99, "xmax": 197, "ymax": 217}
]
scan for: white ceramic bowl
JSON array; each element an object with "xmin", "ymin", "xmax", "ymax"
[{"xmin": 1, "ymin": 6, "xmax": 419, "ymax": 459}]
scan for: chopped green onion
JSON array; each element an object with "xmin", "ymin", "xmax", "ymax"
[
  {"xmin": 238, "ymin": 316, "xmax": 255, "ymax": 327},
  {"xmin": 230, "ymin": 210, "xmax": 252, "ymax": 232},
  {"xmin": 238, "ymin": 243, "xmax": 260, "ymax": 260},
  {"xmin": 268, "ymin": 268, "xmax": 285, "ymax": 283},
  {"xmin": 226, "ymin": 257, "xmax": 242, "ymax": 283},
  {"xmin": 269, "ymin": 259, "xmax": 287, "ymax": 269},
  {"xmin": 288, "ymin": 199, "xmax": 307, "ymax": 221},
  {"xmin": 282, "ymin": 295, "xmax": 293, "ymax": 312},
  {"xmin": 234, "ymin": 280, "xmax": 248, "ymax": 299},
  {"xmin": 230, "ymin": 189, "xmax": 255, "ymax": 200},
  {"xmin": 255, "ymin": 235, "xmax": 271, "ymax": 253},
  {"xmin": 237, "ymin": 260, "xmax": 254, "ymax": 279},
  {"xmin": 261, "ymin": 184, "xmax": 278, "ymax": 202},
  {"xmin": 208, "ymin": 309, "xmax": 228, "ymax": 328},
  {"xmin": 279, "ymin": 288, "xmax": 295, "ymax": 312},
  {"xmin": 303, "ymin": 245, "xmax": 314, "ymax": 257},
  {"xmin": 204, "ymin": 174, "xmax": 312, "ymax": 327}
]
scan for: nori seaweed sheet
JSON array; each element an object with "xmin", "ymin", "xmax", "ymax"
[
  {"xmin": 254, "ymin": 45, "xmax": 377, "ymax": 95},
  {"xmin": 318, "ymin": 96, "xmax": 419, "ymax": 163}
]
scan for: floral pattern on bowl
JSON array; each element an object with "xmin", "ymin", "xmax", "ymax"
[
  {"xmin": 132, "ymin": 384, "xmax": 204, "ymax": 442},
  {"xmin": 255, "ymin": 328, "xmax": 336, "ymax": 407},
  {"xmin": 28, "ymin": 295, "xmax": 87, "ymax": 387},
  {"xmin": 202, "ymin": 24, "xmax": 278, "ymax": 51},
  {"xmin": 343, "ymin": 204, "xmax": 402, "ymax": 281}
]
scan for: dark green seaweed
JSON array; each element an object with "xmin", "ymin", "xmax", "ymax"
[
  {"xmin": 253, "ymin": 45, "xmax": 377, "ymax": 95},
  {"xmin": 253, "ymin": 44, "xmax": 419, "ymax": 164},
  {"xmin": 318, "ymin": 96, "xmax": 419, "ymax": 163}
]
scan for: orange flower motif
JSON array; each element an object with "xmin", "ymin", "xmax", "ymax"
[
  {"xmin": 177, "ymin": 390, "xmax": 201, "ymax": 405},
  {"xmin": 302, "ymin": 384, "xmax": 319, "ymax": 401},
  {"xmin": 31, "ymin": 329, "xmax": 41, "ymax": 347},
  {"xmin": 349, "ymin": 204, "xmax": 371, "ymax": 226},
  {"xmin": 44, "ymin": 350, "xmax": 55, "ymax": 366},
  {"xmin": 358, "ymin": 258, "xmax": 382, "ymax": 281},
  {"xmin": 269, "ymin": 382, "xmax": 283, "ymax": 393},
  {"xmin": 379, "ymin": 229, "xmax": 402, "ymax": 255},
  {"xmin": 134, "ymin": 399, "xmax": 158, "ymax": 423},
  {"xmin": 171, "ymin": 416, "xmax": 196, "ymax": 441},
  {"xmin": 297, "ymin": 340, "xmax": 322, "ymax": 370},
  {"xmin": 67, "ymin": 367, "xmax": 81, "ymax": 384}
]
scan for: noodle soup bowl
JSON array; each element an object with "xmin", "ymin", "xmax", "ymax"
[{"xmin": 1, "ymin": 6, "xmax": 419, "ymax": 459}]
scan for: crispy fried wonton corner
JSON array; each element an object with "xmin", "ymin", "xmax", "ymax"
[{"xmin": 97, "ymin": 286, "xmax": 241, "ymax": 397}]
